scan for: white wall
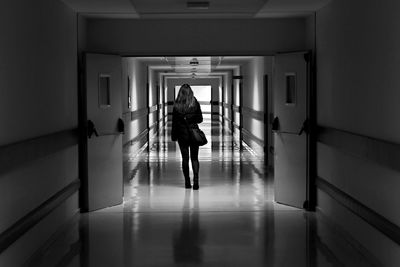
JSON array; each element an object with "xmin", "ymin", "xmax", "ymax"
[
  {"xmin": 316, "ymin": 0, "xmax": 400, "ymax": 265},
  {"xmin": 241, "ymin": 56, "xmax": 274, "ymax": 161},
  {"xmin": 148, "ymin": 67, "xmax": 160, "ymax": 142},
  {"xmin": 241, "ymin": 57, "xmax": 265, "ymax": 155},
  {"xmin": 242, "ymin": 57, "xmax": 266, "ymax": 112},
  {"xmin": 223, "ymin": 72, "xmax": 233, "ymax": 129},
  {"xmin": 121, "ymin": 58, "xmax": 148, "ymax": 148},
  {"xmin": 0, "ymin": 0, "xmax": 79, "ymax": 265}
]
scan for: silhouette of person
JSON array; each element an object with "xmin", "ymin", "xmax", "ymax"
[{"xmin": 171, "ymin": 84, "xmax": 203, "ymax": 189}]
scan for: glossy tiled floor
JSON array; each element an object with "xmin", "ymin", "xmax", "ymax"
[{"xmin": 26, "ymin": 121, "xmax": 378, "ymax": 267}]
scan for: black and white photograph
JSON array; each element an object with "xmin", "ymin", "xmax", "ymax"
[{"xmin": 1, "ymin": 0, "xmax": 399, "ymax": 266}]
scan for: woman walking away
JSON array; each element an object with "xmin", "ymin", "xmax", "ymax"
[{"xmin": 171, "ymin": 84, "xmax": 203, "ymax": 190}]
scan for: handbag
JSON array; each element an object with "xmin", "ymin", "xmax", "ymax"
[
  {"xmin": 184, "ymin": 117, "xmax": 208, "ymax": 146},
  {"xmin": 189, "ymin": 124, "xmax": 208, "ymax": 146}
]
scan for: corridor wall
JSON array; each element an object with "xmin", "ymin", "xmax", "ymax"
[
  {"xmin": 223, "ymin": 72, "xmax": 233, "ymax": 131},
  {"xmin": 232, "ymin": 76, "xmax": 241, "ymax": 139},
  {"xmin": 241, "ymin": 56, "xmax": 273, "ymax": 162},
  {"xmin": 148, "ymin": 68, "xmax": 158, "ymax": 147},
  {"xmin": 121, "ymin": 58, "xmax": 149, "ymax": 157},
  {"xmin": 0, "ymin": 0, "xmax": 79, "ymax": 266},
  {"xmin": 223, "ymin": 68, "xmax": 241, "ymax": 140},
  {"xmin": 315, "ymin": 0, "xmax": 400, "ymax": 265}
]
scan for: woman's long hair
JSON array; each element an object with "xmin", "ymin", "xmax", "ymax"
[{"xmin": 174, "ymin": 84, "xmax": 196, "ymax": 113}]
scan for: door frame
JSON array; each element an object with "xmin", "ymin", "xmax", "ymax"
[
  {"xmin": 78, "ymin": 53, "xmax": 89, "ymax": 212},
  {"xmin": 77, "ymin": 52, "xmax": 316, "ymax": 211}
]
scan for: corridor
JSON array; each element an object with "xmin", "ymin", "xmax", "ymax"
[
  {"xmin": 25, "ymin": 122, "xmax": 376, "ymax": 267},
  {"xmin": 3, "ymin": 1, "xmax": 400, "ymax": 266}
]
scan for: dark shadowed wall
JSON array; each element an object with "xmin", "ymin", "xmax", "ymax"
[
  {"xmin": 85, "ymin": 18, "xmax": 306, "ymax": 55},
  {"xmin": 0, "ymin": 0, "xmax": 79, "ymax": 265},
  {"xmin": 316, "ymin": 0, "xmax": 400, "ymax": 265}
]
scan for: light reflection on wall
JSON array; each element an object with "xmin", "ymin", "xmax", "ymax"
[
  {"xmin": 251, "ymin": 57, "xmax": 264, "ymax": 111},
  {"xmin": 130, "ymin": 58, "xmax": 139, "ymax": 111},
  {"xmin": 235, "ymin": 112, "xmax": 240, "ymax": 124},
  {"xmin": 129, "ymin": 75, "xmax": 138, "ymax": 111},
  {"xmin": 149, "ymin": 112, "xmax": 155, "ymax": 126},
  {"xmin": 129, "ymin": 119, "xmax": 140, "ymax": 140},
  {"xmin": 248, "ymin": 118, "xmax": 263, "ymax": 141}
]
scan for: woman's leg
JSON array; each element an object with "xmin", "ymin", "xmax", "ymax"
[
  {"xmin": 178, "ymin": 141, "xmax": 191, "ymax": 188},
  {"xmin": 190, "ymin": 144, "xmax": 200, "ymax": 190}
]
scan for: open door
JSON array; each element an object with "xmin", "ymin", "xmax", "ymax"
[
  {"xmin": 273, "ymin": 52, "xmax": 310, "ymax": 209},
  {"xmin": 82, "ymin": 53, "xmax": 123, "ymax": 211}
]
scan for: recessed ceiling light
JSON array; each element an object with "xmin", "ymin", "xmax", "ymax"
[{"xmin": 190, "ymin": 58, "xmax": 199, "ymax": 66}]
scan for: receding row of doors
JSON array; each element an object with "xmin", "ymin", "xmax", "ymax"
[{"xmin": 81, "ymin": 52, "xmax": 311, "ymax": 212}]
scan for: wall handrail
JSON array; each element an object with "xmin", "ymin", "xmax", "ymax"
[
  {"xmin": 0, "ymin": 129, "xmax": 79, "ymax": 176},
  {"xmin": 317, "ymin": 177, "xmax": 400, "ymax": 246},
  {"xmin": 317, "ymin": 126, "xmax": 400, "ymax": 172},
  {"xmin": 0, "ymin": 180, "xmax": 80, "ymax": 253}
]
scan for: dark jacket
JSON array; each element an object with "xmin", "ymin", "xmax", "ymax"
[{"xmin": 171, "ymin": 100, "xmax": 203, "ymax": 143}]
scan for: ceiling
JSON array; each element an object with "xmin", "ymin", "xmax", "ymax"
[
  {"xmin": 61, "ymin": 0, "xmax": 331, "ymax": 19},
  {"xmin": 141, "ymin": 56, "xmax": 253, "ymax": 78},
  {"xmin": 60, "ymin": 0, "xmax": 331, "ymax": 77}
]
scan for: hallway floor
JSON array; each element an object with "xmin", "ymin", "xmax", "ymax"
[{"xmin": 27, "ymin": 122, "xmax": 378, "ymax": 267}]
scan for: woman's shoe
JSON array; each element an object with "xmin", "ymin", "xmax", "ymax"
[
  {"xmin": 185, "ymin": 178, "xmax": 192, "ymax": 189},
  {"xmin": 193, "ymin": 177, "xmax": 199, "ymax": 190}
]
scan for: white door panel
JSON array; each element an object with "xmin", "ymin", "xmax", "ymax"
[
  {"xmin": 85, "ymin": 53, "xmax": 123, "ymax": 211},
  {"xmin": 274, "ymin": 133, "xmax": 307, "ymax": 208},
  {"xmin": 274, "ymin": 54, "xmax": 307, "ymax": 134},
  {"xmin": 88, "ymin": 136, "xmax": 123, "ymax": 209},
  {"xmin": 274, "ymin": 52, "xmax": 309, "ymax": 209}
]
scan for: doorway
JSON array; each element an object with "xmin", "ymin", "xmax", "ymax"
[{"xmin": 81, "ymin": 55, "xmax": 313, "ymax": 212}]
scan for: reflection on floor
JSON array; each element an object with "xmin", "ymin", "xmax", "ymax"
[{"xmin": 26, "ymin": 121, "xmax": 377, "ymax": 267}]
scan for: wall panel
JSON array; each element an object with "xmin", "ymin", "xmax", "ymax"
[
  {"xmin": 240, "ymin": 57, "xmax": 273, "ymax": 159},
  {"xmin": 0, "ymin": 0, "xmax": 77, "ymax": 146},
  {"xmin": 0, "ymin": 0, "xmax": 79, "ymax": 263},
  {"xmin": 0, "ymin": 193, "xmax": 79, "ymax": 266},
  {"xmin": 122, "ymin": 58, "xmax": 148, "ymax": 149},
  {"xmin": 317, "ymin": 189, "xmax": 400, "ymax": 267},
  {"xmin": 316, "ymin": 0, "xmax": 400, "ymax": 261},
  {"xmin": 318, "ymin": 142, "xmax": 400, "ymax": 226},
  {"xmin": 86, "ymin": 19, "xmax": 306, "ymax": 55}
]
